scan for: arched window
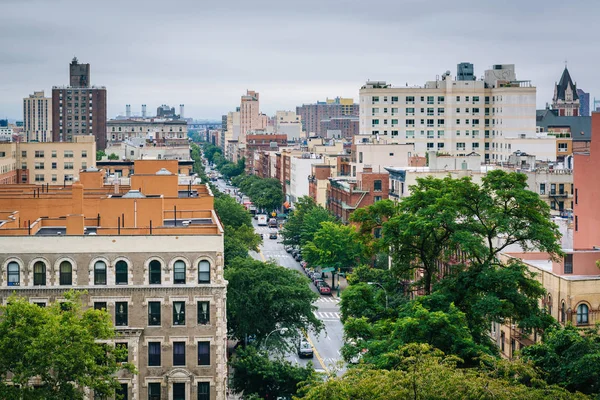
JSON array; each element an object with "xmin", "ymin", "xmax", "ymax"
[
  {"xmin": 198, "ymin": 260, "xmax": 210, "ymax": 284},
  {"xmin": 94, "ymin": 261, "xmax": 107, "ymax": 285},
  {"xmin": 547, "ymin": 295, "xmax": 553, "ymax": 316},
  {"xmin": 561, "ymin": 302, "xmax": 566, "ymax": 323},
  {"xmin": 115, "ymin": 261, "xmax": 128, "ymax": 285},
  {"xmin": 149, "ymin": 260, "xmax": 161, "ymax": 284},
  {"xmin": 59, "ymin": 261, "xmax": 72, "ymax": 285},
  {"xmin": 7, "ymin": 262, "xmax": 20, "ymax": 286},
  {"xmin": 173, "ymin": 260, "xmax": 186, "ymax": 284},
  {"xmin": 33, "ymin": 261, "xmax": 46, "ymax": 286},
  {"xmin": 577, "ymin": 304, "xmax": 589, "ymax": 325}
]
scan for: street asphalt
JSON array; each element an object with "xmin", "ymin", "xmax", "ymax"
[{"xmin": 214, "ymin": 177, "xmax": 346, "ymax": 375}]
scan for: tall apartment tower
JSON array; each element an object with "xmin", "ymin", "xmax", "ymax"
[
  {"xmin": 552, "ymin": 67, "xmax": 580, "ymax": 116},
  {"xmin": 52, "ymin": 57, "xmax": 108, "ymax": 150},
  {"xmin": 23, "ymin": 91, "xmax": 52, "ymax": 142}
]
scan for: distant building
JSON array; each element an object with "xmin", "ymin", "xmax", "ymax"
[
  {"xmin": 107, "ymin": 119, "xmax": 188, "ymax": 146},
  {"xmin": 275, "ymin": 111, "xmax": 303, "ymax": 141},
  {"xmin": 23, "ymin": 91, "xmax": 52, "ymax": 142},
  {"xmin": 52, "ymin": 57, "xmax": 107, "ymax": 150},
  {"xmin": 457, "ymin": 62, "xmax": 475, "ymax": 81},
  {"xmin": 552, "ymin": 67, "xmax": 580, "ymax": 116},
  {"xmin": 577, "ymin": 88, "xmax": 590, "ymax": 116},
  {"xmin": 296, "ymin": 97, "xmax": 359, "ymax": 137},
  {"xmin": 156, "ymin": 104, "xmax": 178, "ymax": 119},
  {"xmin": 319, "ymin": 117, "xmax": 359, "ymax": 139}
]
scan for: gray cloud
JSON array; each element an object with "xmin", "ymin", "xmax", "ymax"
[{"xmin": 1, "ymin": 0, "xmax": 599, "ymax": 119}]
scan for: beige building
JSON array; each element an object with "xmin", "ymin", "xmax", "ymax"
[
  {"xmin": 275, "ymin": 111, "xmax": 303, "ymax": 141},
  {"xmin": 0, "ymin": 161, "xmax": 227, "ymax": 399},
  {"xmin": 0, "ymin": 135, "xmax": 96, "ymax": 184},
  {"xmin": 359, "ymin": 64, "xmax": 537, "ymax": 163},
  {"xmin": 107, "ymin": 119, "xmax": 188, "ymax": 146},
  {"xmin": 105, "ymin": 141, "xmax": 191, "ymax": 161},
  {"xmin": 23, "ymin": 91, "xmax": 52, "ymax": 142}
]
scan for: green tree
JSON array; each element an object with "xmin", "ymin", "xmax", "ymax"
[
  {"xmin": 300, "ymin": 344, "xmax": 586, "ymax": 400},
  {"xmin": 202, "ymin": 143, "xmax": 222, "ymax": 164},
  {"xmin": 225, "ymin": 258, "xmax": 322, "ymax": 346},
  {"xmin": 214, "ymin": 195, "xmax": 252, "ymax": 229},
  {"xmin": 522, "ymin": 324, "xmax": 600, "ymax": 396},
  {"xmin": 280, "ymin": 196, "xmax": 319, "ymax": 248},
  {"xmin": 230, "ymin": 346, "xmax": 318, "ymax": 399},
  {"xmin": 0, "ymin": 292, "xmax": 135, "ymax": 400},
  {"xmin": 108, "ymin": 153, "xmax": 119, "ymax": 160},
  {"xmin": 303, "ymin": 222, "xmax": 364, "ymax": 288},
  {"xmin": 96, "ymin": 150, "xmax": 106, "ymax": 161}
]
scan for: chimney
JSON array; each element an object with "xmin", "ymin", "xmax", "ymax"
[
  {"xmin": 126, "ymin": 104, "xmax": 131, "ymax": 118},
  {"xmin": 180, "ymin": 104, "xmax": 185, "ymax": 119},
  {"xmin": 71, "ymin": 180, "xmax": 84, "ymax": 215},
  {"xmin": 142, "ymin": 104, "xmax": 147, "ymax": 118}
]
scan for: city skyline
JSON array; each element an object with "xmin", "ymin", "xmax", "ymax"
[{"xmin": 1, "ymin": 0, "xmax": 599, "ymax": 120}]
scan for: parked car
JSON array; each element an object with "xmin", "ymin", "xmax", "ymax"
[
  {"xmin": 297, "ymin": 339, "xmax": 314, "ymax": 358},
  {"xmin": 300, "ymin": 261, "xmax": 307, "ymax": 268},
  {"xmin": 318, "ymin": 285, "xmax": 332, "ymax": 295},
  {"xmin": 294, "ymin": 252, "xmax": 302, "ymax": 261},
  {"xmin": 269, "ymin": 232, "xmax": 278, "ymax": 239},
  {"xmin": 311, "ymin": 272, "xmax": 323, "ymax": 282},
  {"xmin": 285, "ymin": 246, "xmax": 293, "ymax": 253}
]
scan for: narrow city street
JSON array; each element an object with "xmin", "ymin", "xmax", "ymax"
[{"xmin": 215, "ymin": 177, "xmax": 346, "ymax": 375}]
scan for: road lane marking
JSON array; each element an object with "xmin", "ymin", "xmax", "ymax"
[
  {"xmin": 305, "ymin": 334, "xmax": 328, "ymax": 374},
  {"xmin": 259, "ymin": 249, "xmax": 266, "ymax": 262}
]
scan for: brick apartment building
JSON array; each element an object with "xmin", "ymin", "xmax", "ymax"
[
  {"xmin": 319, "ymin": 117, "xmax": 359, "ymax": 139},
  {"xmin": 52, "ymin": 57, "xmax": 107, "ymax": 150},
  {"xmin": 326, "ymin": 166, "xmax": 389, "ymax": 222},
  {"xmin": 244, "ymin": 134, "xmax": 286, "ymax": 174},
  {"xmin": 296, "ymin": 97, "xmax": 359, "ymax": 137}
]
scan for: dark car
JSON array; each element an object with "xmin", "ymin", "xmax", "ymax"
[
  {"xmin": 294, "ymin": 252, "xmax": 302, "ymax": 261},
  {"xmin": 269, "ymin": 232, "xmax": 278, "ymax": 239}
]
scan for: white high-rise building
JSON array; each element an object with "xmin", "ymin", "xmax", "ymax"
[
  {"xmin": 359, "ymin": 64, "xmax": 538, "ymax": 162},
  {"xmin": 23, "ymin": 91, "xmax": 52, "ymax": 142}
]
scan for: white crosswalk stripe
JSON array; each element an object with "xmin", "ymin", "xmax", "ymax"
[
  {"xmin": 314, "ymin": 311, "xmax": 341, "ymax": 320},
  {"xmin": 315, "ymin": 297, "xmax": 340, "ymax": 303}
]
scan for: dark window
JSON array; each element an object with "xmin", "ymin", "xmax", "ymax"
[
  {"xmin": 561, "ymin": 302, "xmax": 566, "ymax": 323},
  {"xmin": 575, "ymin": 188, "xmax": 578, "ymax": 204},
  {"xmin": 33, "ymin": 261, "xmax": 46, "ymax": 286},
  {"xmin": 116, "ymin": 260, "xmax": 128, "ymax": 285},
  {"xmin": 115, "ymin": 302, "xmax": 128, "ymax": 326},
  {"xmin": 373, "ymin": 180, "xmax": 382, "ymax": 192},
  {"xmin": 7, "ymin": 262, "xmax": 20, "ymax": 286},
  {"xmin": 575, "ymin": 215, "xmax": 578, "ymax": 231},
  {"xmin": 34, "ymin": 302, "xmax": 46, "ymax": 307},
  {"xmin": 173, "ymin": 260, "xmax": 186, "ymax": 284},
  {"xmin": 198, "ymin": 341, "xmax": 210, "ymax": 365},
  {"xmin": 198, "ymin": 261, "xmax": 210, "ymax": 283},
  {"xmin": 148, "ymin": 383, "xmax": 161, "ymax": 400},
  {"xmin": 564, "ymin": 254, "xmax": 573, "ymax": 274},
  {"xmin": 94, "ymin": 261, "xmax": 107, "ymax": 285},
  {"xmin": 197, "ymin": 302, "xmax": 209, "ymax": 325},
  {"xmin": 115, "ymin": 343, "xmax": 128, "ymax": 363},
  {"xmin": 173, "ymin": 302, "xmax": 186, "ymax": 326},
  {"xmin": 173, "ymin": 383, "xmax": 185, "ymax": 400},
  {"xmin": 173, "ymin": 342, "xmax": 186, "ymax": 366},
  {"xmin": 500, "ymin": 332, "xmax": 505, "ymax": 352},
  {"xmin": 94, "ymin": 302, "xmax": 107, "ymax": 311},
  {"xmin": 148, "ymin": 342, "xmax": 161, "ymax": 366},
  {"xmin": 149, "ymin": 260, "xmax": 161, "ymax": 284},
  {"xmin": 198, "ymin": 382, "xmax": 210, "ymax": 400},
  {"xmin": 577, "ymin": 304, "xmax": 589, "ymax": 325},
  {"xmin": 117, "ymin": 383, "xmax": 128, "ymax": 400},
  {"xmin": 148, "ymin": 301, "xmax": 161, "ymax": 326}
]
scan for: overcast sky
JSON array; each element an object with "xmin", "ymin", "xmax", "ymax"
[{"xmin": 1, "ymin": 0, "xmax": 598, "ymax": 120}]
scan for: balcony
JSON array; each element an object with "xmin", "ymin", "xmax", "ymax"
[{"xmin": 550, "ymin": 190, "xmax": 568, "ymax": 197}]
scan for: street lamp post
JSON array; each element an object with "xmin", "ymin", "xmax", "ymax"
[
  {"xmin": 263, "ymin": 327, "xmax": 288, "ymax": 349},
  {"xmin": 367, "ymin": 282, "xmax": 389, "ymax": 309}
]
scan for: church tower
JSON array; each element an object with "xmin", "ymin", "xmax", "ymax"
[{"xmin": 552, "ymin": 67, "xmax": 580, "ymax": 116}]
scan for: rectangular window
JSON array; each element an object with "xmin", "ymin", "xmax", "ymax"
[
  {"xmin": 391, "ymin": 119, "xmax": 398, "ymax": 126},
  {"xmin": 198, "ymin": 382, "xmax": 210, "ymax": 400},
  {"xmin": 198, "ymin": 341, "xmax": 210, "ymax": 365},
  {"xmin": 427, "ymin": 142, "xmax": 434, "ymax": 149},
  {"xmin": 148, "ymin": 342, "xmax": 161, "ymax": 366},
  {"xmin": 473, "ymin": 96, "xmax": 479, "ymax": 103},
  {"xmin": 81, "ymin": 150, "xmax": 87, "ymax": 158},
  {"xmin": 34, "ymin": 174, "xmax": 44, "ymax": 182},
  {"xmin": 540, "ymin": 183, "xmax": 546, "ymax": 195},
  {"xmin": 427, "ymin": 96, "xmax": 434, "ymax": 104},
  {"xmin": 173, "ymin": 383, "xmax": 185, "ymax": 400},
  {"xmin": 173, "ymin": 302, "xmax": 186, "ymax": 326},
  {"xmin": 198, "ymin": 301, "xmax": 210, "ymax": 325},
  {"xmin": 437, "ymin": 130, "xmax": 444, "ymax": 138},
  {"xmin": 437, "ymin": 108, "xmax": 444, "ymax": 115},
  {"xmin": 173, "ymin": 342, "xmax": 186, "ymax": 366},
  {"xmin": 371, "ymin": 96, "xmax": 379, "ymax": 103},
  {"xmin": 437, "ymin": 143, "xmax": 445, "ymax": 149},
  {"xmin": 117, "ymin": 384, "xmax": 128, "ymax": 400},
  {"xmin": 427, "ymin": 108, "xmax": 434, "ymax": 116},
  {"xmin": 34, "ymin": 150, "xmax": 44, "ymax": 158},
  {"xmin": 116, "ymin": 342, "xmax": 128, "ymax": 363},
  {"xmin": 406, "ymin": 96, "xmax": 415, "ymax": 104},
  {"xmin": 427, "ymin": 119, "xmax": 434, "ymax": 127},
  {"xmin": 405, "ymin": 130, "xmax": 415, "ymax": 139},
  {"xmin": 558, "ymin": 143, "xmax": 568, "ymax": 152},
  {"xmin": 148, "ymin": 383, "xmax": 161, "ymax": 400},
  {"xmin": 371, "ymin": 108, "xmax": 379, "ymax": 116},
  {"xmin": 427, "ymin": 130, "xmax": 434, "ymax": 139},
  {"xmin": 51, "ymin": 162, "xmax": 57, "ymax": 169},
  {"xmin": 64, "ymin": 162, "xmax": 74, "ymax": 170},
  {"xmin": 51, "ymin": 150, "xmax": 57, "ymax": 158},
  {"xmin": 148, "ymin": 301, "xmax": 161, "ymax": 326},
  {"xmin": 199, "ymin": 261, "xmax": 210, "ymax": 283},
  {"xmin": 456, "ymin": 143, "xmax": 466, "ymax": 150},
  {"xmin": 564, "ymin": 253, "xmax": 573, "ymax": 274},
  {"xmin": 405, "ymin": 119, "xmax": 415, "ymax": 127},
  {"xmin": 437, "ymin": 96, "xmax": 445, "ymax": 104},
  {"xmin": 94, "ymin": 302, "xmax": 107, "ymax": 311},
  {"xmin": 391, "ymin": 96, "xmax": 398, "ymax": 103},
  {"xmin": 64, "ymin": 150, "xmax": 73, "ymax": 158},
  {"xmin": 115, "ymin": 302, "xmax": 128, "ymax": 326},
  {"xmin": 373, "ymin": 180, "xmax": 382, "ymax": 192}
]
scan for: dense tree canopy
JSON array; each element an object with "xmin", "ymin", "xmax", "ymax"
[
  {"xmin": 230, "ymin": 346, "xmax": 318, "ymax": 399},
  {"xmin": 0, "ymin": 292, "xmax": 135, "ymax": 400},
  {"xmin": 232, "ymin": 175, "xmax": 284, "ymax": 212},
  {"xmin": 225, "ymin": 258, "xmax": 322, "ymax": 346},
  {"xmin": 299, "ymin": 344, "xmax": 587, "ymax": 400},
  {"xmin": 522, "ymin": 324, "xmax": 600, "ymax": 396}
]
